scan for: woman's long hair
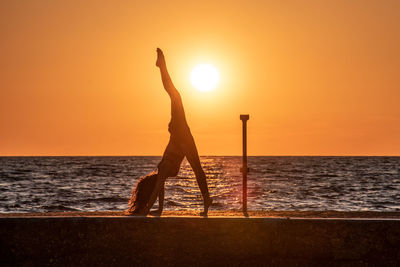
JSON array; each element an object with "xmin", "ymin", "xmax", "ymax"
[{"xmin": 126, "ymin": 172, "xmax": 158, "ymax": 215}]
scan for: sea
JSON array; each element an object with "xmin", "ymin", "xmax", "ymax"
[{"xmin": 0, "ymin": 156, "xmax": 399, "ymax": 213}]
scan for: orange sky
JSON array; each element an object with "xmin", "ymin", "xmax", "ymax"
[{"xmin": 1, "ymin": 1, "xmax": 399, "ymax": 156}]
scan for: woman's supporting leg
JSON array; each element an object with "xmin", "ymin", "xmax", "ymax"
[{"xmin": 181, "ymin": 136, "xmax": 213, "ymax": 216}]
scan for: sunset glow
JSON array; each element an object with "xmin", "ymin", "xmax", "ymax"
[
  {"xmin": 190, "ymin": 64, "xmax": 220, "ymax": 92},
  {"xmin": 1, "ymin": 1, "xmax": 400, "ymax": 156}
]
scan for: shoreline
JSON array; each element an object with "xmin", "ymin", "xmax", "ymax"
[{"xmin": 2, "ymin": 210, "xmax": 400, "ymax": 218}]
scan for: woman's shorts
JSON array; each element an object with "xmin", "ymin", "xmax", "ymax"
[{"xmin": 157, "ymin": 139, "xmax": 185, "ymax": 177}]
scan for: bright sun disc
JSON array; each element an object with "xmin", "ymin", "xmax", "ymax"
[{"xmin": 190, "ymin": 64, "xmax": 220, "ymax": 92}]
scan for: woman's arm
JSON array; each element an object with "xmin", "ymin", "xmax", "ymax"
[
  {"xmin": 143, "ymin": 169, "xmax": 168, "ymax": 215},
  {"xmin": 149, "ymin": 184, "xmax": 164, "ymax": 216}
]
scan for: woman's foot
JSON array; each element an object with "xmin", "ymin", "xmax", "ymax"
[
  {"xmin": 200, "ymin": 197, "xmax": 213, "ymax": 217},
  {"xmin": 156, "ymin": 48, "xmax": 166, "ymax": 68},
  {"xmin": 149, "ymin": 209, "xmax": 163, "ymax": 217}
]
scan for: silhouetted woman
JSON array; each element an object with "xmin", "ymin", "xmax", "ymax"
[{"xmin": 127, "ymin": 48, "xmax": 212, "ymax": 216}]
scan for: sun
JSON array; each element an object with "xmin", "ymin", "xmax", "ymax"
[{"xmin": 190, "ymin": 64, "xmax": 220, "ymax": 92}]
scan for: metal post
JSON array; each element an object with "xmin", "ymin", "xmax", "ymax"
[{"xmin": 240, "ymin": 114, "xmax": 249, "ymax": 214}]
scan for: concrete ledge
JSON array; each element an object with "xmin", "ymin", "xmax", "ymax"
[{"xmin": 1, "ymin": 216, "xmax": 400, "ymax": 266}]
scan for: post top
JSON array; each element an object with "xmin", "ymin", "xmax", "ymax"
[{"xmin": 240, "ymin": 114, "xmax": 250, "ymax": 121}]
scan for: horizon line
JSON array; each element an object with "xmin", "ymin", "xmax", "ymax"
[{"xmin": 1, "ymin": 154, "xmax": 399, "ymax": 157}]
